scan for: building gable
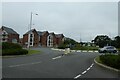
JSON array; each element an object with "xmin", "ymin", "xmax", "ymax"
[{"xmin": 1, "ymin": 26, "xmax": 19, "ymax": 34}]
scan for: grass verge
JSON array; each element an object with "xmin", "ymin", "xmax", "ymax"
[
  {"xmin": 27, "ymin": 50, "xmax": 41, "ymax": 55},
  {"xmin": 95, "ymin": 55, "xmax": 120, "ymax": 71},
  {"xmin": 95, "ymin": 56, "xmax": 102, "ymax": 63}
]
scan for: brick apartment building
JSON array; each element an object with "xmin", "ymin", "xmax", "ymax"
[
  {"xmin": 23, "ymin": 29, "xmax": 39, "ymax": 47},
  {"xmin": 0, "ymin": 26, "xmax": 19, "ymax": 43},
  {"xmin": 55, "ymin": 34, "xmax": 64, "ymax": 46},
  {"xmin": 23, "ymin": 29, "xmax": 64, "ymax": 47},
  {"xmin": 37, "ymin": 31, "xmax": 49, "ymax": 47}
]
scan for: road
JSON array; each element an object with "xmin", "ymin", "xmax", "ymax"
[{"xmin": 2, "ymin": 47, "xmax": 119, "ymax": 79}]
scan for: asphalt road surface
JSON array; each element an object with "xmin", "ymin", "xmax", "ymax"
[{"xmin": 2, "ymin": 47, "xmax": 120, "ymax": 79}]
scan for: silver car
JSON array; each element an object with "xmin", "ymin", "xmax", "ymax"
[{"xmin": 98, "ymin": 46, "xmax": 117, "ymax": 53}]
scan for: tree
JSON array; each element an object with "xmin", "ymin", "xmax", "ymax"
[
  {"xmin": 93, "ymin": 35, "xmax": 111, "ymax": 48},
  {"xmin": 64, "ymin": 37, "xmax": 77, "ymax": 45},
  {"xmin": 58, "ymin": 37, "xmax": 78, "ymax": 49},
  {"xmin": 113, "ymin": 36, "xmax": 120, "ymax": 48}
]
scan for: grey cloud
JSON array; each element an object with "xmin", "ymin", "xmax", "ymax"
[{"xmin": 2, "ymin": 2, "xmax": 118, "ymax": 42}]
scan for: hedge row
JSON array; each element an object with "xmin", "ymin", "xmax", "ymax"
[
  {"xmin": 2, "ymin": 42, "xmax": 22, "ymax": 49},
  {"xmin": 2, "ymin": 49, "xmax": 28, "ymax": 56},
  {"xmin": 99, "ymin": 54, "xmax": 120, "ymax": 70},
  {"xmin": 71, "ymin": 46, "xmax": 98, "ymax": 50},
  {"xmin": 2, "ymin": 42, "xmax": 28, "ymax": 56}
]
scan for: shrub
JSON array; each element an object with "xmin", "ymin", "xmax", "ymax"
[
  {"xmin": 2, "ymin": 42, "xmax": 22, "ymax": 50},
  {"xmin": 2, "ymin": 42, "xmax": 28, "ymax": 56},
  {"xmin": 100, "ymin": 54, "xmax": 120, "ymax": 70},
  {"xmin": 58, "ymin": 44, "xmax": 66, "ymax": 49},
  {"xmin": 71, "ymin": 46, "xmax": 98, "ymax": 50},
  {"xmin": 2, "ymin": 49, "xmax": 28, "ymax": 56}
]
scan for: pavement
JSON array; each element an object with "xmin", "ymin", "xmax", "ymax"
[{"xmin": 2, "ymin": 47, "xmax": 120, "ymax": 79}]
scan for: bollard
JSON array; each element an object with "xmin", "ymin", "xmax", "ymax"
[{"xmin": 64, "ymin": 48, "xmax": 70, "ymax": 55}]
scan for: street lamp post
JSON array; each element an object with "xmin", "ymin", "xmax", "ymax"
[
  {"xmin": 28, "ymin": 12, "xmax": 38, "ymax": 49},
  {"xmin": 28, "ymin": 12, "xmax": 32, "ymax": 49}
]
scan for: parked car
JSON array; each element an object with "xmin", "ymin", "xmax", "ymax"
[{"xmin": 98, "ymin": 46, "xmax": 117, "ymax": 53}]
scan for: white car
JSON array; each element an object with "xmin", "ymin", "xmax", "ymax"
[{"xmin": 98, "ymin": 46, "xmax": 117, "ymax": 53}]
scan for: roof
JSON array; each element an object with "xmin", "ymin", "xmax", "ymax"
[
  {"xmin": 55, "ymin": 34, "xmax": 64, "ymax": 38},
  {"xmin": 2, "ymin": 26, "xmax": 19, "ymax": 34},
  {"xmin": 42, "ymin": 31, "xmax": 48, "ymax": 35},
  {"xmin": 37, "ymin": 31, "xmax": 43, "ymax": 36},
  {"xmin": 37, "ymin": 31, "xmax": 48, "ymax": 36},
  {"xmin": 24, "ymin": 29, "xmax": 36, "ymax": 35},
  {"xmin": 49, "ymin": 32, "xmax": 55, "ymax": 35}
]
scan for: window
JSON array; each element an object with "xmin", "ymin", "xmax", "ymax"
[
  {"xmin": 49, "ymin": 40, "xmax": 50, "ymax": 43},
  {"xmin": 2, "ymin": 38, "xmax": 5, "ymax": 41},
  {"xmin": 30, "ymin": 38, "xmax": 32, "ymax": 42},
  {"xmin": 49, "ymin": 36, "xmax": 51, "ymax": 39},
  {"xmin": 2, "ymin": 32, "xmax": 6, "ymax": 36},
  {"xmin": 12, "ymin": 39, "xmax": 17, "ymax": 43},
  {"xmin": 30, "ymin": 43, "xmax": 32, "ymax": 45},
  {"xmin": 30, "ymin": 34, "xmax": 33, "ymax": 37}
]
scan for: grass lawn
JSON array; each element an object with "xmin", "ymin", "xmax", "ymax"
[
  {"xmin": 27, "ymin": 50, "xmax": 41, "ymax": 55},
  {"xmin": 95, "ymin": 56, "xmax": 102, "ymax": 63}
]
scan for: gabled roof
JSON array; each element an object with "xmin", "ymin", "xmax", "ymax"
[
  {"xmin": 2, "ymin": 26, "xmax": 19, "ymax": 34},
  {"xmin": 37, "ymin": 31, "xmax": 48, "ymax": 36},
  {"xmin": 55, "ymin": 34, "xmax": 64, "ymax": 38},
  {"xmin": 42, "ymin": 31, "xmax": 48, "ymax": 35},
  {"xmin": 24, "ymin": 29, "xmax": 37, "ymax": 35},
  {"xmin": 37, "ymin": 31, "xmax": 43, "ymax": 36},
  {"xmin": 49, "ymin": 32, "xmax": 55, "ymax": 35}
]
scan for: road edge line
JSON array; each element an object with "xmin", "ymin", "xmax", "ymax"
[{"xmin": 94, "ymin": 57, "xmax": 120, "ymax": 72}]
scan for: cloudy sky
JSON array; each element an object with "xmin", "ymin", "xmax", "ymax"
[{"xmin": 2, "ymin": 2, "xmax": 118, "ymax": 42}]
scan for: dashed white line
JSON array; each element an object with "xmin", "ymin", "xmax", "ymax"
[
  {"xmin": 9, "ymin": 61, "xmax": 41, "ymax": 68},
  {"xmin": 74, "ymin": 74, "xmax": 82, "ymax": 79},
  {"xmin": 74, "ymin": 63, "xmax": 94, "ymax": 79},
  {"xmin": 87, "ymin": 67, "xmax": 90, "ymax": 71},
  {"xmin": 52, "ymin": 56, "xmax": 62, "ymax": 60},
  {"xmin": 90, "ymin": 63, "xmax": 94, "ymax": 68},
  {"xmin": 82, "ymin": 71, "xmax": 87, "ymax": 74}
]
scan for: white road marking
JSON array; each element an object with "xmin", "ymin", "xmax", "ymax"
[
  {"xmin": 52, "ymin": 56, "xmax": 62, "ymax": 60},
  {"xmin": 9, "ymin": 61, "xmax": 41, "ymax": 68},
  {"xmin": 91, "ymin": 63, "xmax": 94, "ymax": 66},
  {"xmin": 82, "ymin": 71, "xmax": 87, "ymax": 74},
  {"xmin": 87, "ymin": 67, "xmax": 91, "ymax": 71},
  {"xmin": 74, "ymin": 63, "xmax": 94, "ymax": 79},
  {"xmin": 74, "ymin": 74, "xmax": 82, "ymax": 79},
  {"xmin": 90, "ymin": 63, "xmax": 94, "ymax": 68}
]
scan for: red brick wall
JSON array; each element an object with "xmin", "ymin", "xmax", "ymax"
[
  {"xmin": 41, "ymin": 32, "xmax": 49, "ymax": 47},
  {"xmin": 7, "ymin": 34, "xmax": 19, "ymax": 43},
  {"xmin": 56, "ymin": 37, "xmax": 64, "ymax": 46},
  {"xmin": 33, "ymin": 30, "xmax": 39, "ymax": 47},
  {"xmin": 23, "ymin": 30, "xmax": 39, "ymax": 47},
  {"xmin": 23, "ymin": 30, "xmax": 64, "ymax": 47},
  {"xmin": 53, "ymin": 36, "xmax": 57, "ymax": 47},
  {"xmin": 23, "ymin": 34, "xmax": 28, "ymax": 45}
]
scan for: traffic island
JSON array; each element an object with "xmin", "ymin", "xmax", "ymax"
[{"xmin": 94, "ymin": 56, "xmax": 120, "ymax": 72}]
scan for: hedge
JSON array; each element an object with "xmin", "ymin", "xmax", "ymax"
[
  {"xmin": 2, "ymin": 42, "xmax": 22, "ymax": 49},
  {"xmin": 2, "ymin": 49, "xmax": 28, "ymax": 56},
  {"xmin": 99, "ymin": 54, "xmax": 120, "ymax": 70},
  {"xmin": 2, "ymin": 42, "xmax": 28, "ymax": 56}
]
